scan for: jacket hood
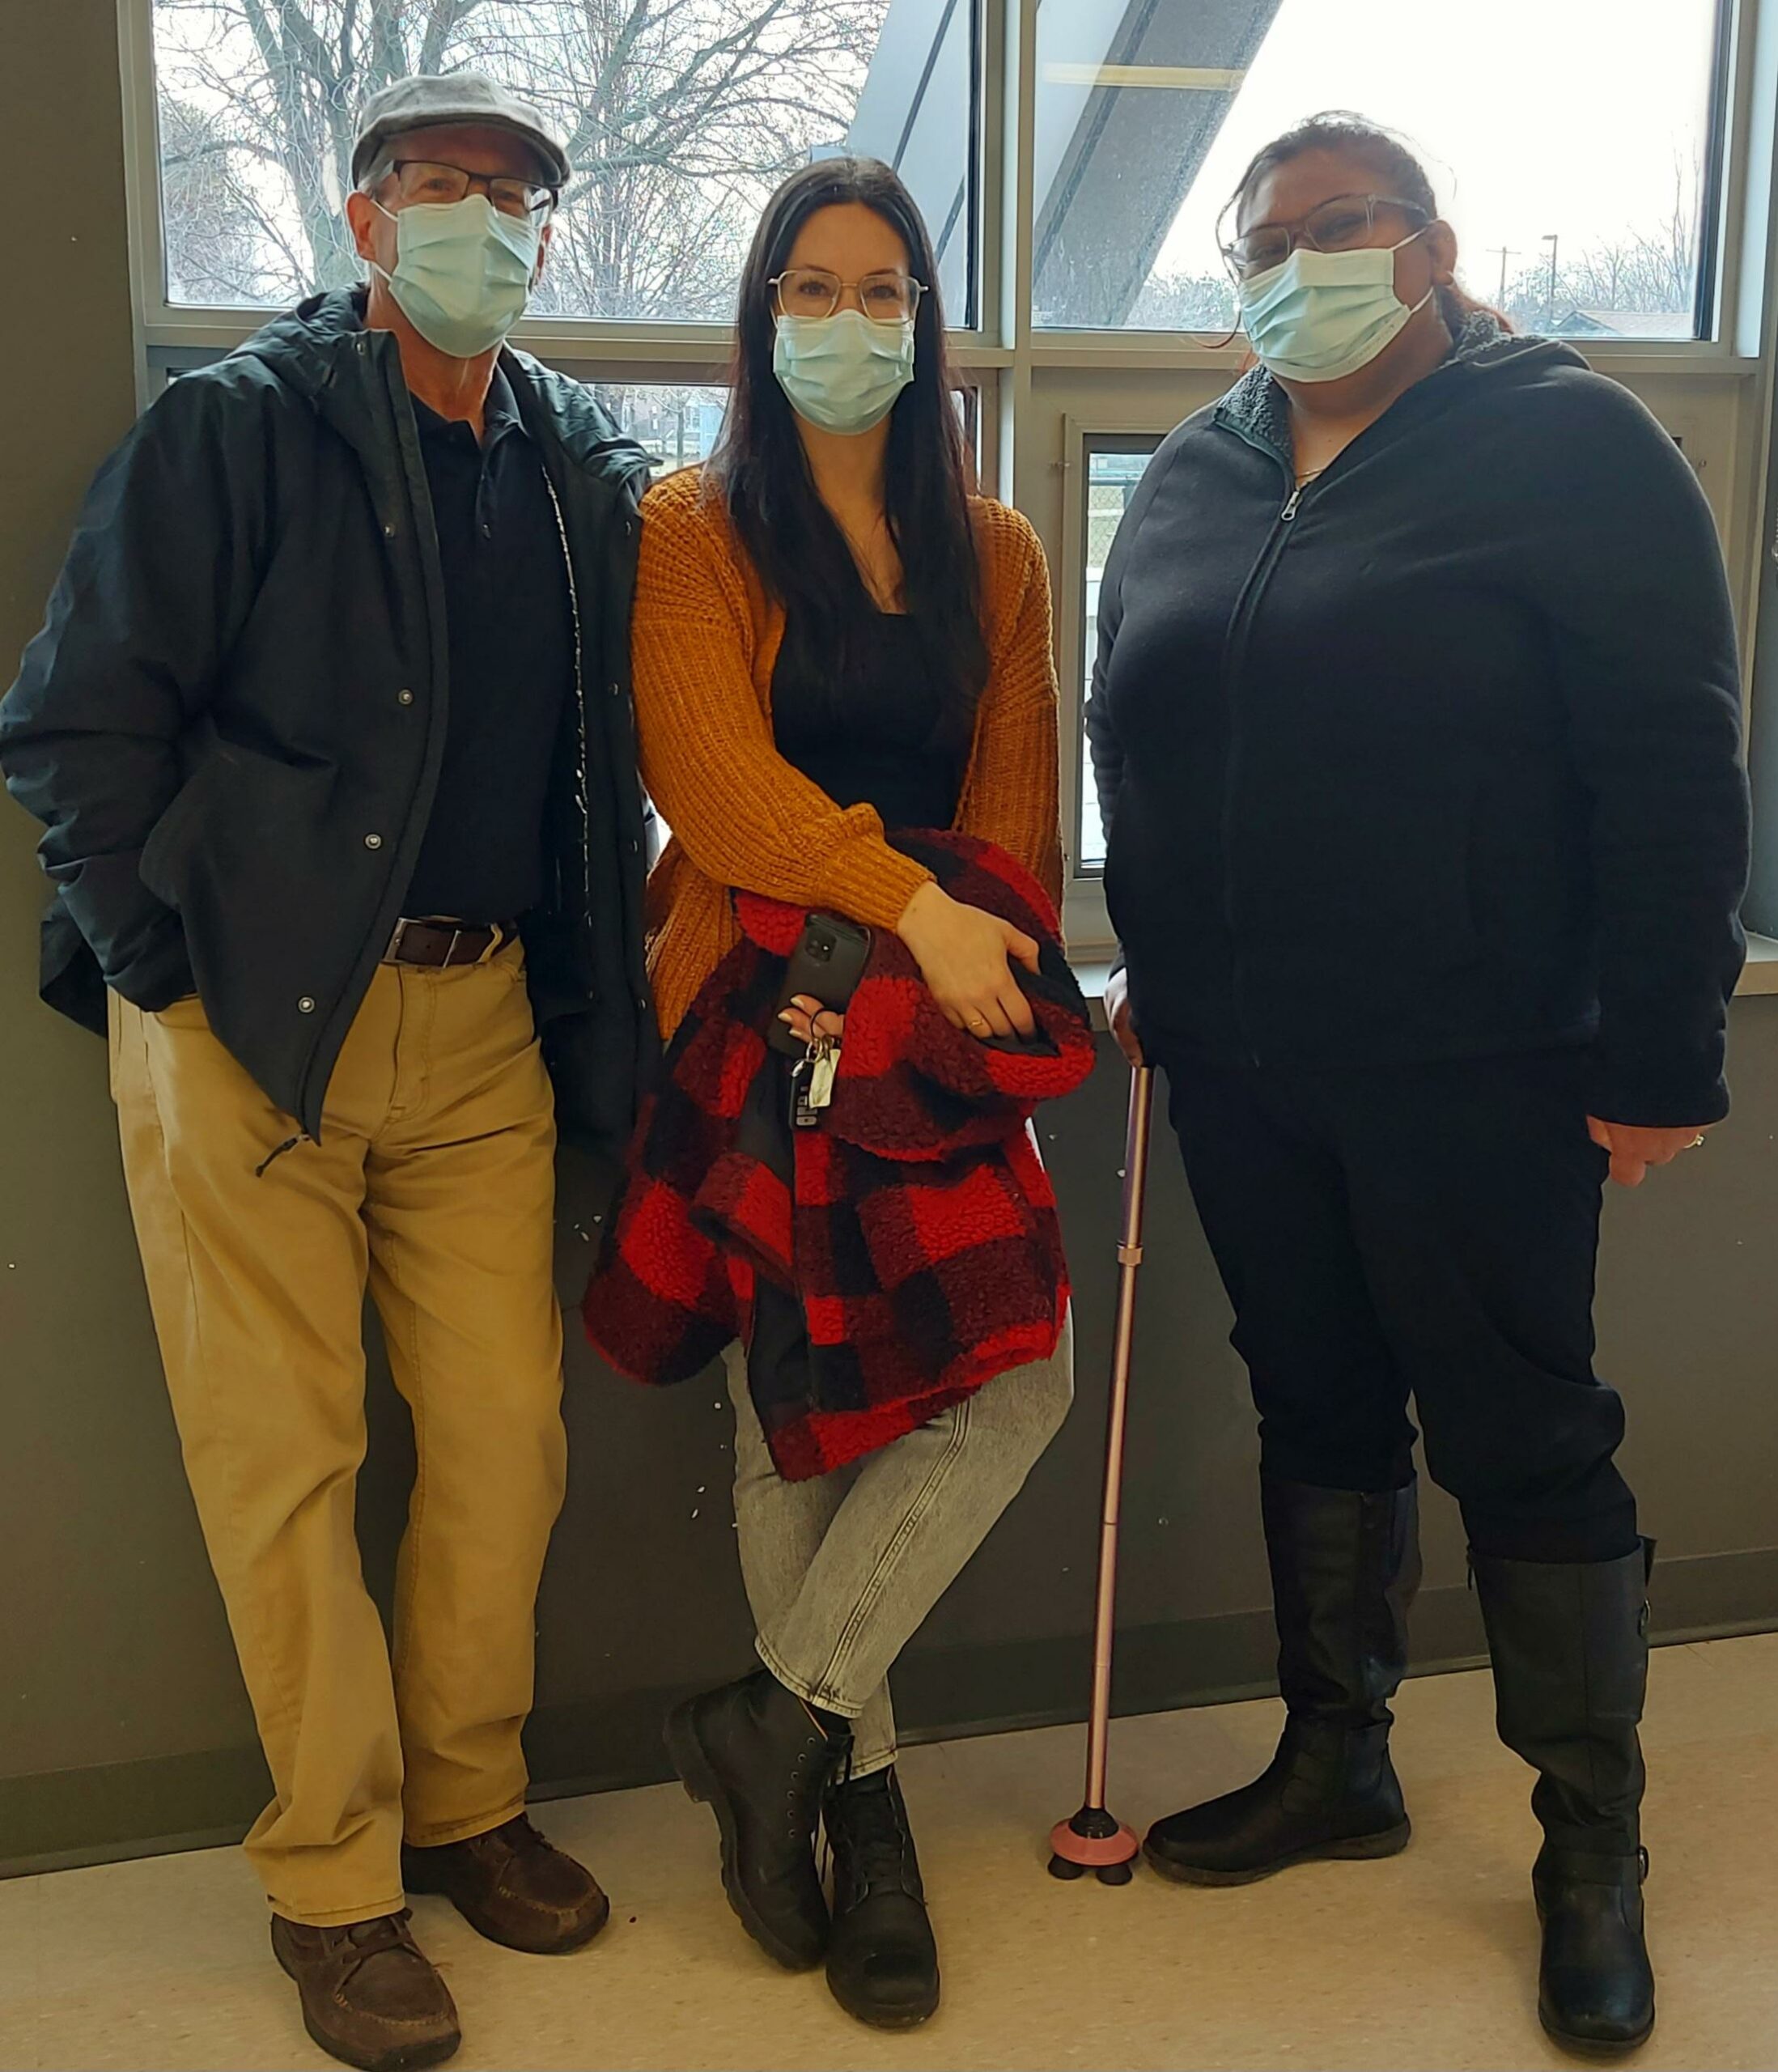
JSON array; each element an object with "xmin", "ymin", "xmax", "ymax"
[
  {"xmin": 1214, "ymin": 309, "xmax": 1589, "ymax": 458},
  {"xmin": 232, "ymin": 287, "xmax": 651, "ymax": 489}
]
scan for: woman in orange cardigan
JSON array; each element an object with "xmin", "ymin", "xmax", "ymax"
[{"xmin": 630, "ymin": 160, "xmax": 1073, "ymax": 2029}]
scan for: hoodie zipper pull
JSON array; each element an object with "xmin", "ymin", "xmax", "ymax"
[{"xmin": 1281, "ymin": 484, "xmax": 1305, "ymax": 521}]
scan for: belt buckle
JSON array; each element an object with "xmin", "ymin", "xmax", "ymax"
[{"xmin": 387, "ymin": 917, "xmax": 412, "ymax": 964}]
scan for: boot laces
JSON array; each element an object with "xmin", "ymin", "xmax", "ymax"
[{"xmin": 830, "ymin": 1773, "xmax": 913, "ymax": 1894}]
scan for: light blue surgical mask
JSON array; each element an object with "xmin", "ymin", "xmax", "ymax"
[
  {"xmin": 1237, "ymin": 229, "xmax": 1433, "ymax": 384},
  {"xmin": 773, "ymin": 309, "xmax": 916, "ymax": 435},
  {"xmin": 371, "ymin": 193, "xmax": 539, "ymax": 359}
]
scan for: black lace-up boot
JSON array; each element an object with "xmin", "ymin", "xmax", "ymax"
[
  {"xmin": 824, "ymin": 1767, "xmax": 940, "ymax": 2029},
  {"xmin": 1146, "ymin": 1474, "xmax": 1420, "ymax": 1884},
  {"xmin": 665, "ymin": 1667, "xmax": 851, "ymax": 1968}
]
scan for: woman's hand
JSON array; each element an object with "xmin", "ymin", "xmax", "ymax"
[
  {"xmin": 897, "ymin": 881, "xmax": 1039, "ymax": 1039},
  {"xmin": 1587, "ymin": 1116, "xmax": 1710, "ymax": 1188},
  {"xmin": 1105, "ymin": 966, "xmax": 1144, "ymax": 1068},
  {"xmin": 779, "ymin": 996, "xmax": 845, "ymax": 1047}
]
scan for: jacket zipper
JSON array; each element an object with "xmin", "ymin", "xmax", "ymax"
[
  {"xmin": 1216, "ymin": 444, "xmax": 1309, "ymax": 1067},
  {"xmin": 539, "ymin": 466, "xmax": 592, "ymax": 968},
  {"xmin": 292, "ymin": 337, "xmax": 452, "ymax": 1142},
  {"xmin": 1206, "ymin": 356, "xmax": 1479, "ymax": 1066}
]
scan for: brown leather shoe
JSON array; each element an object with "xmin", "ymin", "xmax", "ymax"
[
  {"xmin": 403, "ymin": 1815, "xmax": 610, "ymax": 1955},
  {"xmin": 270, "ymin": 1911, "xmax": 460, "ymax": 2072}
]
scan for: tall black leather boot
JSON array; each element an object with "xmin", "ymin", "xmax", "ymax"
[
  {"xmin": 1471, "ymin": 1543, "xmax": 1656, "ymax": 2056},
  {"xmin": 824, "ymin": 1768, "xmax": 940, "ymax": 2030},
  {"xmin": 664, "ymin": 1667, "xmax": 851, "ymax": 1969},
  {"xmin": 1145, "ymin": 1474, "xmax": 1420, "ymax": 1884}
]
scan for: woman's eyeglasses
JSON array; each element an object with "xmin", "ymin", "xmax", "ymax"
[
  {"xmin": 389, "ymin": 159, "xmax": 558, "ymax": 221},
  {"xmin": 1222, "ymin": 193, "xmax": 1430, "ymax": 282},
  {"xmin": 770, "ymin": 267, "xmax": 927, "ymax": 323}
]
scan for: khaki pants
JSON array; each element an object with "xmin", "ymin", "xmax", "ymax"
[{"xmin": 109, "ymin": 946, "xmax": 566, "ymax": 1926}]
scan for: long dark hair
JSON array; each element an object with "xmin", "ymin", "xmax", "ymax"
[
  {"xmin": 708, "ymin": 159, "xmax": 987, "ymax": 754},
  {"xmin": 1225, "ymin": 113, "xmax": 1510, "ymax": 337}
]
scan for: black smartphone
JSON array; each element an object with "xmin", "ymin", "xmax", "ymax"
[{"xmin": 768, "ymin": 912, "xmax": 873, "ymax": 1055}]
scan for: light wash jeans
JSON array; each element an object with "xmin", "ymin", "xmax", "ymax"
[{"xmin": 722, "ymin": 1314, "xmax": 1074, "ymax": 1777}]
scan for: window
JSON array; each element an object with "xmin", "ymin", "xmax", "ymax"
[
  {"xmin": 1075, "ymin": 437, "xmax": 1160, "ymax": 876},
  {"xmin": 127, "ymin": 0, "xmax": 1775, "ymax": 955},
  {"xmin": 150, "ymin": 0, "xmax": 978, "ymax": 324},
  {"xmin": 586, "ymin": 384, "xmax": 730, "ymax": 477},
  {"xmin": 1032, "ymin": 0, "xmax": 1729, "ymax": 340}
]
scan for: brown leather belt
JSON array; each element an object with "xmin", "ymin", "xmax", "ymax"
[{"xmin": 384, "ymin": 918, "xmax": 512, "ymax": 968}]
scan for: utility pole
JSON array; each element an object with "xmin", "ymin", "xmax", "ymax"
[
  {"xmin": 1487, "ymin": 245, "xmax": 1521, "ymax": 304},
  {"xmin": 1542, "ymin": 232, "xmax": 1560, "ymax": 324}
]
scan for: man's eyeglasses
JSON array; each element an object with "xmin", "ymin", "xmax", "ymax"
[
  {"xmin": 770, "ymin": 268, "xmax": 927, "ymax": 323},
  {"xmin": 1222, "ymin": 193, "xmax": 1430, "ymax": 282},
  {"xmin": 388, "ymin": 159, "xmax": 558, "ymax": 221}
]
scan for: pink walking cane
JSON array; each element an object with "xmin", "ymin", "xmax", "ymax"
[{"xmin": 1048, "ymin": 1061, "xmax": 1155, "ymax": 1886}]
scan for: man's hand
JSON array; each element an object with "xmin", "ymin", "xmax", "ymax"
[
  {"xmin": 1105, "ymin": 966, "xmax": 1144, "ymax": 1068},
  {"xmin": 1587, "ymin": 1116, "xmax": 1711, "ymax": 1189}
]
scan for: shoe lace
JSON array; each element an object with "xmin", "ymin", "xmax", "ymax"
[
  {"xmin": 829, "ymin": 1773, "xmax": 913, "ymax": 1894},
  {"xmin": 494, "ymin": 1813, "xmax": 550, "ymax": 1860},
  {"xmin": 329, "ymin": 1910, "xmax": 419, "ymax": 1988}
]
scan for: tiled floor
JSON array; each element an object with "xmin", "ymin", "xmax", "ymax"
[{"xmin": 2, "ymin": 1634, "xmax": 1775, "ymax": 2072}]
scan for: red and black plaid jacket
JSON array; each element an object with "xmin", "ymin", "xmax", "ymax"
[{"xmin": 583, "ymin": 833, "xmax": 1096, "ymax": 1479}]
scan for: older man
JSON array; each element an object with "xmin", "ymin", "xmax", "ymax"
[{"xmin": 1, "ymin": 75, "xmax": 651, "ymax": 2071}]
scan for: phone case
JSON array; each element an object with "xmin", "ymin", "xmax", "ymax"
[{"xmin": 768, "ymin": 912, "xmax": 873, "ymax": 1055}]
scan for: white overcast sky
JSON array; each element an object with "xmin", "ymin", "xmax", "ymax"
[
  {"xmin": 155, "ymin": 0, "xmax": 1721, "ymax": 304},
  {"xmin": 1155, "ymin": 0, "xmax": 1720, "ymax": 287}
]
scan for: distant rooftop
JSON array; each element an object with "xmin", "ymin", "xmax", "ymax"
[{"xmin": 1548, "ymin": 308, "xmax": 1697, "ymax": 340}]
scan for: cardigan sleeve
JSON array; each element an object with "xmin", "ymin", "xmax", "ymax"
[
  {"xmin": 630, "ymin": 481, "xmax": 934, "ymax": 931},
  {"xmin": 956, "ymin": 510, "xmax": 1064, "ymax": 909}
]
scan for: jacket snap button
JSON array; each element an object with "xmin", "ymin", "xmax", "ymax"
[
  {"xmin": 297, "ymin": 996, "xmax": 316, "ymax": 1013},
  {"xmin": 397, "ymin": 688, "xmax": 414, "ymax": 707},
  {"xmin": 363, "ymin": 832, "xmax": 384, "ymax": 850},
  {"xmin": 383, "ymin": 523, "xmax": 397, "ymax": 539}
]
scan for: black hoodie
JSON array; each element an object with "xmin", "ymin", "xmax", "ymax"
[
  {"xmin": 2, "ymin": 290, "xmax": 656, "ymax": 1163},
  {"xmin": 1087, "ymin": 317, "xmax": 1750, "ymax": 1127}
]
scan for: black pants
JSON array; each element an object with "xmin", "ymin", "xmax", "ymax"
[{"xmin": 1161, "ymin": 1050, "xmax": 1638, "ymax": 1564}]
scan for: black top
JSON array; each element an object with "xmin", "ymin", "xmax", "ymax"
[
  {"xmin": 1086, "ymin": 325, "xmax": 1749, "ymax": 1128},
  {"xmin": 405, "ymin": 367, "xmax": 574, "ymax": 921},
  {"xmin": 772, "ymin": 611, "xmax": 964, "ymax": 831}
]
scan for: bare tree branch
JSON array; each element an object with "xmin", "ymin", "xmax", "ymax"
[{"xmin": 155, "ymin": 0, "xmax": 893, "ymax": 310}]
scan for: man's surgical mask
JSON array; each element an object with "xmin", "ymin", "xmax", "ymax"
[
  {"xmin": 1237, "ymin": 229, "xmax": 1434, "ymax": 384},
  {"xmin": 773, "ymin": 309, "xmax": 915, "ymax": 435},
  {"xmin": 371, "ymin": 193, "xmax": 539, "ymax": 359}
]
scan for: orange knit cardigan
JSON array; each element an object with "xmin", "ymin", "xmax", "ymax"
[{"xmin": 633, "ymin": 465, "xmax": 1063, "ymax": 1038}]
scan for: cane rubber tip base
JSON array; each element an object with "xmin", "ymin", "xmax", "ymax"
[
  {"xmin": 1048, "ymin": 1849, "xmax": 1138, "ymax": 1886},
  {"xmin": 1048, "ymin": 1813, "xmax": 1140, "ymax": 1872}
]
